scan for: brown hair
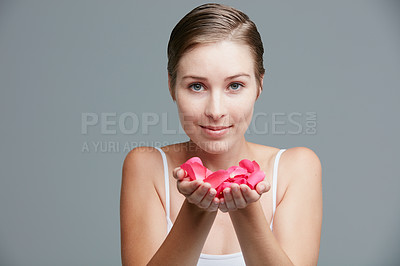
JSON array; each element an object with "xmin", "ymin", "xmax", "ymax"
[{"xmin": 167, "ymin": 3, "xmax": 265, "ymax": 100}]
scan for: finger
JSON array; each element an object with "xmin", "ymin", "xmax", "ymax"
[
  {"xmin": 198, "ymin": 187, "xmax": 216, "ymax": 209},
  {"xmin": 172, "ymin": 167, "xmax": 179, "ymax": 180},
  {"xmin": 187, "ymin": 182, "xmax": 210, "ymax": 205},
  {"xmin": 206, "ymin": 196, "xmax": 220, "ymax": 212},
  {"xmin": 172, "ymin": 167, "xmax": 179, "ymax": 179},
  {"xmin": 241, "ymin": 184, "xmax": 260, "ymax": 203},
  {"xmin": 223, "ymin": 187, "xmax": 237, "ymax": 211},
  {"xmin": 231, "ymin": 184, "xmax": 247, "ymax": 209},
  {"xmin": 255, "ymin": 181, "xmax": 270, "ymax": 195},
  {"xmin": 180, "ymin": 168, "xmax": 188, "ymax": 180},
  {"xmin": 178, "ymin": 180, "xmax": 201, "ymax": 195},
  {"xmin": 218, "ymin": 198, "xmax": 229, "ymax": 213}
]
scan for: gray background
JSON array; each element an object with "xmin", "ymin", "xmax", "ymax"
[{"xmin": 1, "ymin": 0, "xmax": 399, "ymax": 265}]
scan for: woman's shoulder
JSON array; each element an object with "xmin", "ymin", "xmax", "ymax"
[
  {"xmin": 122, "ymin": 146, "xmax": 165, "ymax": 183},
  {"xmin": 251, "ymin": 143, "xmax": 321, "ymax": 184},
  {"xmin": 124, "ymin": 146, "xmax": 162, "ymax": 166},
  {"xmin": 153, "ymin": 142, "xmax": 192, "ymax": 165},
  {"xmin": 280, "ymin": 147, "xmax": 321, "ymax": 171},
  {"xmin": 259, "ymin": 146, "xmax": 322, "ymax": 212},
  {"xmin": 252, "ymin": 143, "xmax": 320, "ymax": 168},
  {"xmin": 279, "ymin": 147, "xmax": 322, "ymax": 187},
  {"xmin": 122, "ymin": 143, "xmax": 187, "ymax": 181}
]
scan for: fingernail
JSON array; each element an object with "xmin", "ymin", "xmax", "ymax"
[{"xmin": 259, "ymin": 184, "xmax": 266, "ymax": 191}]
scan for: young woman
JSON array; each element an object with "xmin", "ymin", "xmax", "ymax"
[{"xmin": 120, "ymin": 3, "xmax": 322, "ymax": 265}]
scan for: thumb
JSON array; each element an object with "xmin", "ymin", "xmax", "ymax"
[
  {"xmin": 178, "ymin": 168, "xmax": 187, "ymax": 180},
  {"xmin": 256, "ymin": 181, "xmax": 270, "ymax": 194}
]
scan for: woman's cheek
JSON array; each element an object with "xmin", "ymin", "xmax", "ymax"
[
  {"xmin": 233, "ymin": 102, "xmax": 254, "ymax": 122},
  {"xmin": 177, "ymin": 105, "xmax": 200, "ymax": 135},
  {"xmin": 178, "ymin": 111, "xmax": 194, "ymax": 134}
]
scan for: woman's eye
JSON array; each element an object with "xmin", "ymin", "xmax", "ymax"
[
  {"xmin": 229, "ymin": 83, "xmax": 243, "ymax": 91},
  {"xmin": 189, "ymin": 83, "xmax": 204, "ymax": 92}
]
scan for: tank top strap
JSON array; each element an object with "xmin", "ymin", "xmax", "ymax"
[
  {"xmin": 271, "ymin": 149, "xmax": 286, "ymax": 231},
  {"xmin": 154, "ymin": 147, "xmax": 173, "ymax": 233}
]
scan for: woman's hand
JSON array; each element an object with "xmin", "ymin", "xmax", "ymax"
[
  {"xmin": 218, "ymin": 181, "xmax": 270, "ymax": 213},
  {"xmin": 173, "ymin": 167, "xmax": 220, "ymax": 212}
]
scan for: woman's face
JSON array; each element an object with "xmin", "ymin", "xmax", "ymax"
[{"xmin": 172, "ymin": 40, "xmax": 262, "ymax": 154}]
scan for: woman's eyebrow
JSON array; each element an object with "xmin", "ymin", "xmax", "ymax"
[
  {"xmin": 182, "ymin": 73, "xmax": 251, "ymax": 81},
  {"xmin": 225, "ymin": 73, "xmax": 251, "ymax": 81}
]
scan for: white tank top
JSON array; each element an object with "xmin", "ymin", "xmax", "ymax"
[{"xmin": 154, "ymin": 147, "xmax": 286, "ymax": 266}]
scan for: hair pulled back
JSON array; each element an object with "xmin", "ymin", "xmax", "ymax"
[{"xmin": 167, "ymin": 3, "xmax": 265, "ymax": 98}]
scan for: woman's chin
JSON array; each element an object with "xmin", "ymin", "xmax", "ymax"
[{"xmin": 198, "ymin": 140, "xmax": 231, "ymax": 154}]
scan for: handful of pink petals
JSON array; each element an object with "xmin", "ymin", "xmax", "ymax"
[{"xmin": 180, "ymin": 157, "xmax": 265, "ymax": 198}]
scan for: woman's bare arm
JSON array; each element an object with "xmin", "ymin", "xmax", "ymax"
[
  {"xmin": 227, "ymin": 147, "xmax": 323, "ymax": 266},
  {"xmin": 148, "ymin": 199, "xmax": 217, "ymax": 265},
  {"xmin": 120, "ymin": 147, "xmax": 217, "ymax": 265}
]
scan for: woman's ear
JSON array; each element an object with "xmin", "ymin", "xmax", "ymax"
[
  {"xmin": 256, "ymin": 74, "xmax": 264, "ymax": 100},
  {"xmin": 168, "ymin": 73, "xmax": 176, "ymax": 102}
]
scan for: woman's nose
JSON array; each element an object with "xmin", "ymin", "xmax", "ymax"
[{"xmin": 204, "ymin": 90, "xmax": 227, "ymax": 121}]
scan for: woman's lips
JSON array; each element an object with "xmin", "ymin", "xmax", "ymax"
[{"xmin": 200, "ymin": 125, "xmax": 232, "ymax": 138}]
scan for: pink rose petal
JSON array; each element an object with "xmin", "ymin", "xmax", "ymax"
[
  {"xmin": 230, "ymin": 176, "xmax": 247, "ymax": 185},
  {"xmin": 246, "ymin": 171, "xmax": 265, "ymax": 189},
  {"xmin": 190, "ymin": 162, "xmax": 207, "ymax": 180},
  {"xmin": 205, "ymin": 168, "xmax": 213, "ymax": 178},
  {"xmin": 239, "ymin": 159, "xmax": 254, "ymax": 173},
  {"xmin": 180, "ymin": 162, "xmax": 206, "ymax": 181},
  {"xmin": 180, "ymin": 163, "xmax": 196, "ymax": 180},
  {"xmin": 227, "ymin": 166, "xmax": 248, "ymax": 178},
  {"xmin": 252, "ymin": 160, "xmax": 260, "ymax": 172},
  {"xmin": 186, "ymin": 157, "xmax": 203, "ymax": 165},
  {"xmin": 179, "ymin": 157, "xmax": 265, "ymax": 199},
  {"xmin": 180, "ymin": 157, "xmax": 206, "ymax": 180},
  {"xmin": 203, "ymin": 169, "xmax": 229, "ymax": 188},
  {"xmin": 216, "ymin": 182, "xmax": 232, "ymax": 199}
]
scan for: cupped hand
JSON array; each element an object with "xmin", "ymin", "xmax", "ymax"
[
  {"xmin": 218, "ymin": 180, "xmax": 270, "ymax": 213},
  {"xmin": 173, "ymin": 167, "xmax": 220, "ymax": 212}
]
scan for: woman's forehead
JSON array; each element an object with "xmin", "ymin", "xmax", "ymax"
[{"xmin": 177, "ymin": 41, "xmax": 255, "ymax": 80}]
